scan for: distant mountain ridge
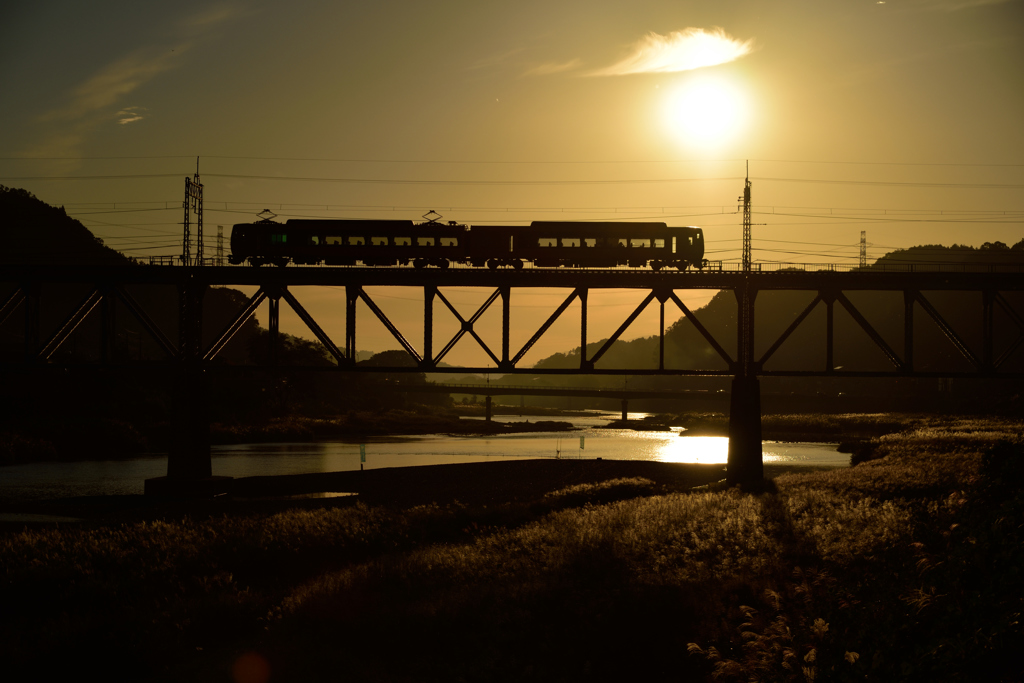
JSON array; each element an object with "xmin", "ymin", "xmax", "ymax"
[{"xmin": 495, "ymin": 240, "xmax": 1024, "ymax": 412}]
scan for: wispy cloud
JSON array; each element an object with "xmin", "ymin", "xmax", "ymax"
[
  {"xmin": 522, "ymin": 58, "xmax": 584, "ymax": 77},
  {"xmin": 43, "ymin": 49, "xmax": 185, "ymax": 123},
  {"xmin": 906, "ymin": 0, "xmax": 1013, "ymax": 9},
  {"xmin": 183, "ymin": 4, "xmax": 242, "ymax": 29},
  {"xmin": 24, "ymin": 5, "xmax": 242, "ymax": 159},
  {"xmin": 589, "ymin": 28, "xmax": 754, "ymax": 76},
  {"xmin": 116, "ymin": 106, "xmax": 147, "ymax": 125},
  {"xmin": 467, "ymin": 47, "xmax": 529, "ymax": 71}
]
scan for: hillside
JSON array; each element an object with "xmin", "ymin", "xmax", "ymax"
[
  {"xmin": 487, "ymin": 241, "xmax": 1024, "ymax": 413},
  {"xmin": 0, "ymin": 188, "xmax": 453, "ymax": 460},
  {"xmin": 0, "ymin": 186, "xmax": 130, "ymax": 265}
]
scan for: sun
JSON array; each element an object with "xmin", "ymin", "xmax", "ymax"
[{"xmin": 663, "ymin": 75, "xmax": 749, "ymax": 150}]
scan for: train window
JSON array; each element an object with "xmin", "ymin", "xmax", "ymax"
[
  {"xmin": 654, "ymin": 238, "xmax": 665, "ymax": 249},
  {"xmin": 310, "ymin": 236, "xmax": 320, "ymax": 246},
  {"xmin": 371, "ymin": 236, "xmax": 389, "ymax": 246},
  {"xmin": 271, "ymin": 233, "xmax": 287, "ymax": 244},
  {"xmin": 688, "ymin": 236, "xmax": 694, "ymax": 245},
  {"xmin": 672, "ymin": 237, "xmax": 677, "ymax": 253},
  {"xmin": 585, "ymin": 239, "xmax": 596, "ymax": 247},
  {"xmin": 538, "ymin": 238, "xmax": 557, "ymax": 247},
  {"xmin": 440, "ymin": 237, "xmax": 458, "ymax": 247},
  {"xmin": 348, "ymin": 236, "xmax": 365, "ymax": 246},
  {"xmin": 561, "ymin": 238, "xmax": 580, "ymax": 247},
  {"xmin": 327, "ymin": 236, "xmax": 343, "ymax": 245},
  {"xmin": 417, "ymin": 237, "xmax": 435, "ymax": 247},
  {"xmin": 618, "ymin": 238, "xmax": 628, "ymax": 247},
  {"xmin": 631, "ymin": 239, "xmax": 651, "ymax": 248},
  {"xmin": 394, "ymin": 237, "xmax": 412, "ymax": 246}
]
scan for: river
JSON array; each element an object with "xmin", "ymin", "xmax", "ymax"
[{"xmin": 0, "ymin": 412, "xmax": 846, "ymax": 502}]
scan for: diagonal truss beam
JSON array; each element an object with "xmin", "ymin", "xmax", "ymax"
[
  {"xmin": 835, "ymin": 291, "xmax": 905, "ymax": 370},
  {"xmin": 38, "ymin": 288, "xmax": 103, "ymax": 360},
  {"xmin": 668, "ymin": 291, "xmax": 734, "ymax": 368},
  {"xmin": 588, "ymin": 291, "xmax": 657, "ymax": 366},
  {"xmin": 203, "ymin": 288, "xmax": 267, "ymax": 361},
  {"xmin": 434, "ymin": 288, "xmax": 501, "ymax": 366},
  {"xmin": 756, "ymin": 293, "xmax": 822, "ymax": 371},
  {"xmin": 912, "ymin": 290, "xmax": 981, "ymax": 369},
  {"xmin": 511, "ymin": 288, "xmax": 580, "ymax": 366},
  {"xmin": 993, "ymin": 292, "xmax": 1024, "ymax": 369},
  {"xmin": 357, "ymin": 288, "xmax": 422, "ymax": 363},
  {"xmin": 0, "ymin": 287, "xmax": 25, "ymax": 327},
  {"xmin": 112, "ymin": 285, "xmax": 177, "ymax": 359},
  {"xmin": 280, "ymin": 288, "xmax": 346, "ymax": 365}
]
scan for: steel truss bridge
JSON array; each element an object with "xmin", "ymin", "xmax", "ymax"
[{"xmin": 2, "ymin": 264, "xmax": 1023, "ymax": 490}]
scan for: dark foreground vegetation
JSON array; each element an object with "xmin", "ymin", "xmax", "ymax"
[{"xmin": 2, "ymin": 415, "xmax": 1022, "ymax": 682}]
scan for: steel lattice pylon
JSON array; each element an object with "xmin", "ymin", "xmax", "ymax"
[
  {"xmin": 182, "ymin": 159, "xmax": 203, "ymax": 267},
  {"xmin": 741, "ymin": 165, "xmax": 752, "ymax": 273}
]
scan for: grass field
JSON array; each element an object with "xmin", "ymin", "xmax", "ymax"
[{"xmin": 2, "ymin": 414, "xmax": 1022, "ymax": 682}]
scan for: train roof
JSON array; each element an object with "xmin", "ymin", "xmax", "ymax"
[
  {"xmin": 530, "ymin": 221, "xmax": 668, "ymax": 229},
  {"xmin": 285, "ymin": 219, "xmax": 416, "ymax": 229},
  {"xmin": 525, "ymin": 222, "xmax": 701, "ymax": 233}
]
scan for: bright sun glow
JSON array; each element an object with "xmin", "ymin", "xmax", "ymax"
[{"xmin": 663, "ymin": 76, "xmax": 749, "ymax": 150}]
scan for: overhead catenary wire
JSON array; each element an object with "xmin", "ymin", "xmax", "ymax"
[
  {"xmin": 6, "ymin": 170, "xmax": 1024, "ymax": 190},
  {"xmin": 6, "ymin": 154, "xmax": 1017, "ymax": 262},
  {"xmin": 5, "ymin": 154, "xmax": 1024, "ymax": 168}
]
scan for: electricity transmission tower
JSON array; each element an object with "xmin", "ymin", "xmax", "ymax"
[
  {"xmin": 741, "ymin": 162, "xmax": 752, "ymax": 272},
  {"xmin": 182, "ymin": 158, "xmax": 203, "ymax": 266}
]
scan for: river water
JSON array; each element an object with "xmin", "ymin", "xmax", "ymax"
[{"xmin": 0, "ymin": 412, "xmax": 846, "ymax": 502}]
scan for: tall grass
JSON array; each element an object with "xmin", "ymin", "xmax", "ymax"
[{"xmin": 2, "ymin": 416, "xmax": 1022, "ymax": 681}]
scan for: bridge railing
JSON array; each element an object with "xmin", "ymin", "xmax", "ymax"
[{"xmin": 141, "ymin": 256, "xmax": 1024, "ymax": 274}]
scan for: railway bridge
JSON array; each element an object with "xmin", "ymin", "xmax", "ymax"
[{"xmin": 2, "ymin": 263, "xmax": 1023, "ymax": 493}]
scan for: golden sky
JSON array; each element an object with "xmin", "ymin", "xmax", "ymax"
[{"xmin": 1, "ymin": 0, "xmax": 1022, "ymax": 365}]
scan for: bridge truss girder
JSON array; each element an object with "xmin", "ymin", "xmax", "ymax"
[
  {"xmin": 193, "ymin": 282, "xmax": 735, "ymax": 375},
  {"xmin": 3, "ymin": 266, "xmax": 1024, "ymax": 489},
  {"xmin": 2, "ymin": 267, "xmax": 1024, "ymax": 378},
  {"xmin": 753, "ymin": 287, "xmax": 1024, "ymax": 378}
]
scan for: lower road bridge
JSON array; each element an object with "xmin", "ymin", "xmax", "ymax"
[
  {"xmin": 2, "ymin": 264, "xmax": 1022, "ymax": 493},
  {"xmin": 410, "ymin": 382, "xmax": 731, "ymax": 421}
]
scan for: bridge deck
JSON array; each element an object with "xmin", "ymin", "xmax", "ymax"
[{"xmin": 3, "ymin": 265, "xmax": 1024, "ymax": 291}]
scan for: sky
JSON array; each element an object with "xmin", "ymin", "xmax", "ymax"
[{"xmin": 2, "ymin": 0, "xmax": 1023, "ymax": 367}]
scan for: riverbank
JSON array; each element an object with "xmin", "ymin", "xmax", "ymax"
[
  {"xmin": 0, "ymin": 409, "xmax": 580, "ymax": 465},
  {"xmin": 2, "ymin": 415, "xmax": 1021, "ymax": 681},
  {"xmin": 209, "ymin": 412, "xmax": 578, "ymax": 445}
]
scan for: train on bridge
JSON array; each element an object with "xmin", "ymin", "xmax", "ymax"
[{"xmin": 229, "ymin": 219, "xmax": 706, "ymax": 270}]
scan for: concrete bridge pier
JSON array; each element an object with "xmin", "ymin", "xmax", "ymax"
[
  {"xmin": 485, "ymin": 395, "xmax": 492, "ymax": 422},
  {"xmin": 145, "ymin": 367, "xmax": 230, "ymax": 497},
  {"xmin": 621, "ymin": 399, "xmax": 629, "ymax": 422},
  {"xmin": 167, "ymin": 366, "xmax": 211, "ymax": 479},
  {"xmin": 726, "ymin": 375, "xmax": 764, "ymax": 485}
]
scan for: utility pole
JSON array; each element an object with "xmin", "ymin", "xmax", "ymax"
[
  {"xmin": 216, "ymin": 225, "xmax": 224, "ymax": 266},
  {"xmin": 182, "ymin": 157, "xmax": 203, "ymax": 266},
  {"xmin": 860, "ymin": 231, "xmax": 867, "ymax": 269},
  {"xmin": 741, "ymin": 160, "xmax": 752, "ymax": 273}
]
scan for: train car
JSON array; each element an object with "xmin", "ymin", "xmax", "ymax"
[
  {"xmin": 512, "ymin": 222, "xmax": 703, "ymax": 271},
  {"xmin": 229, "ymin": 219, "xmax": 704, "ymax": 270},
  {"xmin": 229, "ymin": 219, "xmax": 471, "ymax": 267}
]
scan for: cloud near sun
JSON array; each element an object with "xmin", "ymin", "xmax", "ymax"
[{"xmin": 589, "ymin": 28, "xmax": 753, "ymax": 76}]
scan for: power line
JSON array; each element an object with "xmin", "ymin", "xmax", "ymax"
[
  {"xmin": 9, "ymin": 171, "xmax": 1020, "ymax": 190},
  {"xmin": 5, "ymin": 155, "xmax": 1023, "ymax": 168},
  {"xmin": 752, "ymin": 177, "xmax": 1024, "ymax": 190}
]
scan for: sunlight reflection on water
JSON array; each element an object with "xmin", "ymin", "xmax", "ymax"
[
  {"xmin": 659, "ymin": 436, "xmax": 729, "ymax": 464},
  {"xmin": 0, "ymin": 413, "xmax": 847, "ymax": 501}
]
